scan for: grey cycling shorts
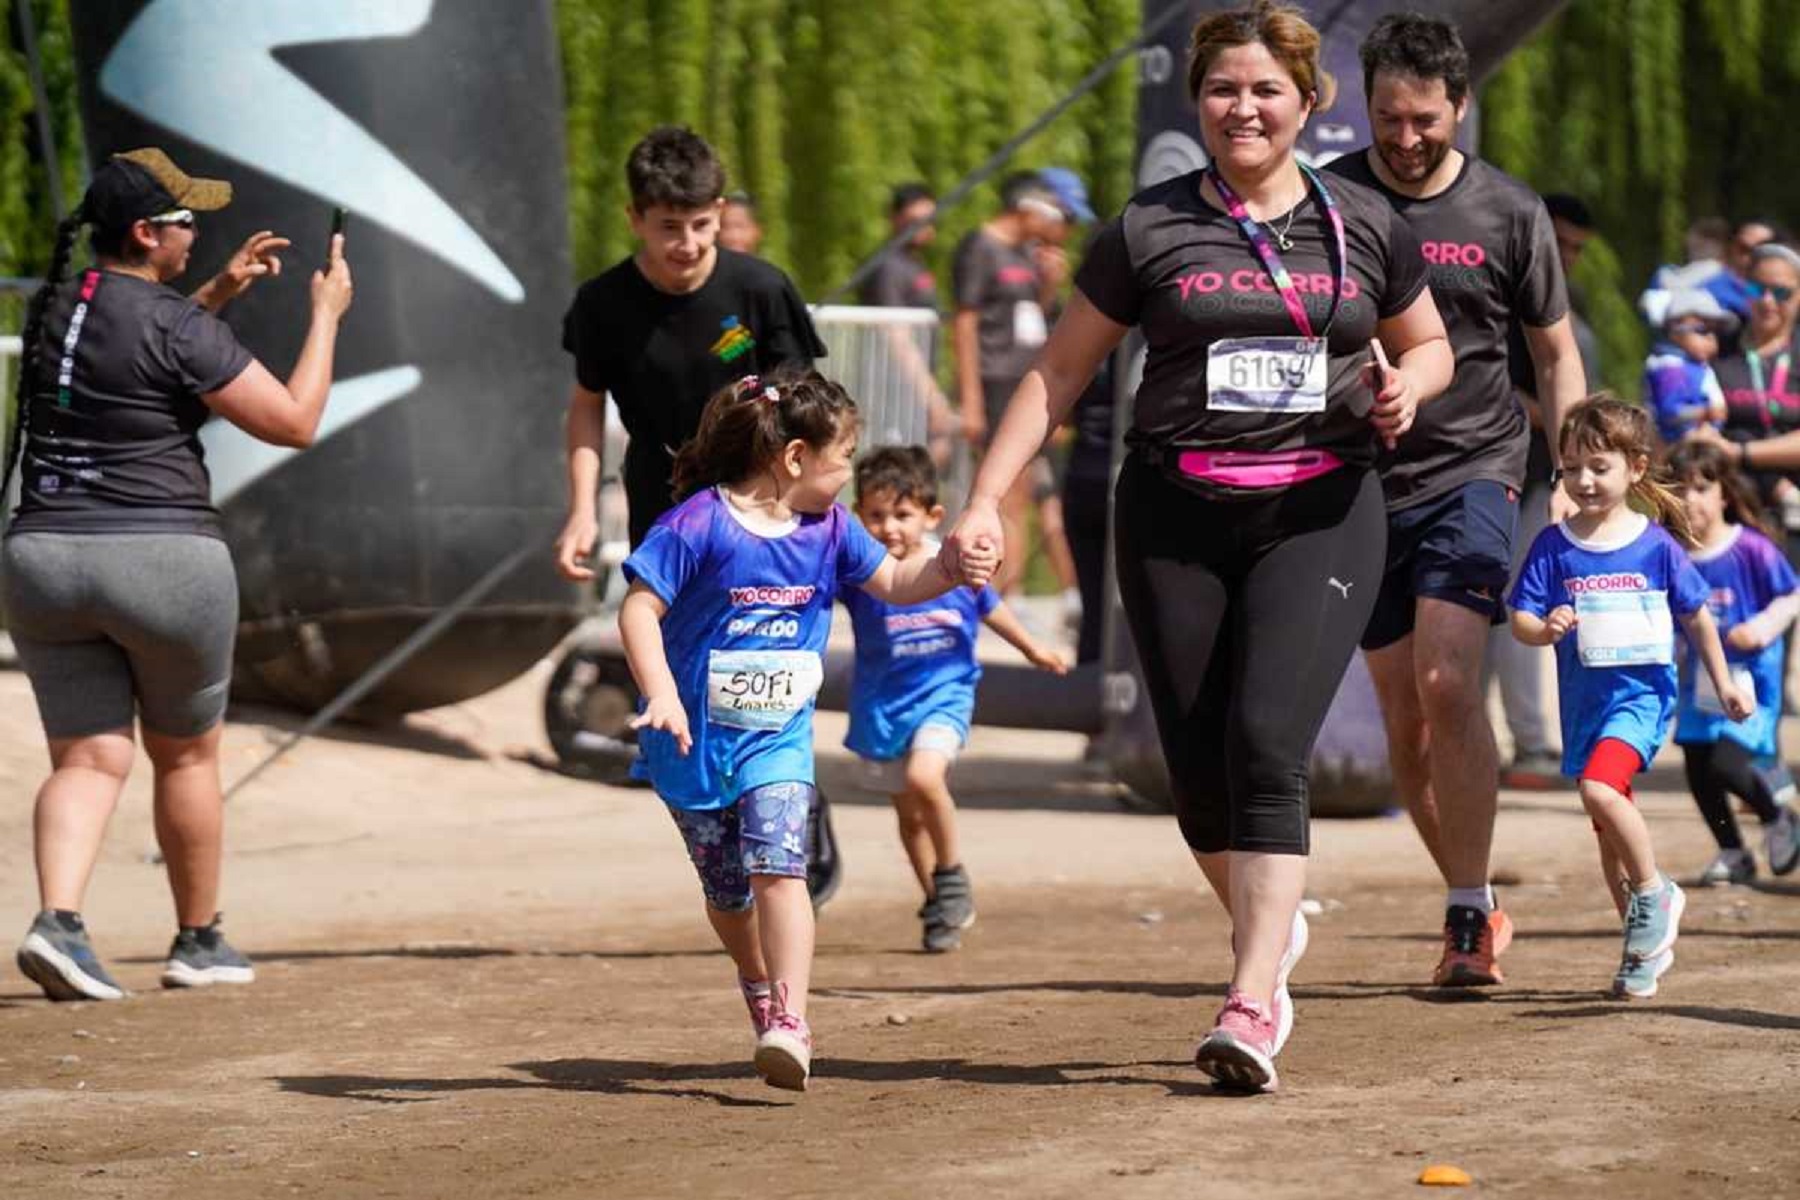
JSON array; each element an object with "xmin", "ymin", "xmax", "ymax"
[{"xmin": 3, "ymin": 532, "xmax": 238, "ymax": 738}]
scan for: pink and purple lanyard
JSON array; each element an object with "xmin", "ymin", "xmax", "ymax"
[
  {"xmin": 1747, "ymin": 348, "xmax": 1792, "ymax": 431},
  {"xmin": 1207, "ymin": 163, "xmax": 1347, "ymax": 341}
]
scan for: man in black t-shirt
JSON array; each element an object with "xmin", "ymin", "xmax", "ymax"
[
  {"xmin": 1327, "ymin": 15, "xmax": 1587, "ymax": 991},
  {"xmin": 860, "ymin": 182, "xmax": 957, "ymax": 466},
  {"xmin": 556, "ymin": 128, "xmax": 825, "ymax": 556},
  {"xmin": 953, "ymin": 171, "xmax": 1065, "ymax": 594}
]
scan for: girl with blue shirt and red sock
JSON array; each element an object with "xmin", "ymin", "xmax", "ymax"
[
  {"xmin": 618, "ymin": 371, "xmax": 991, "ymax": 1092},
  {"xmin": 1509, "ymin": 397, "xmax": 1752, "ymax": 999}
]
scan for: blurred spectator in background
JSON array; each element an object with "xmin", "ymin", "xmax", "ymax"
[
  {"xmin": 1644, "ymin": 289, "xmax": 1735, "ymax": 445},
  {"xmin": 861, "ymin": 182, "xmax": 957, "ymax": 468},
  {"xmin": 719, "ymin": 190, "xmax": 764, "ymax": 256},
  {"xmin": 1704, "ymin": 219, "xmax": 1781, "ymax": 323},
  {"xmin": 952, "ymin": 171, "xmax": 1063, "ymax": 598},
  {"xmin": 1640, "ymin": 216, "xmax": 1731, "ymax": 328}
]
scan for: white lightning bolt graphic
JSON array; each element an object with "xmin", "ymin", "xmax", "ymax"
[{"xmin": 100, "ymin": 0, "xmax": 523, "ymax": 304}]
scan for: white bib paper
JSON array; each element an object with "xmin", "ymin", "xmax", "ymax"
[
  {"xmin": 1012, "ymin": 300, "xmax": 1048, "ymax": 347},
  {"xmin": 706, "ymin": 649, "xmax": 824, "ymax": 731},
  {"xmin": 1575, "ymin": 591, "xmax": 1672, "ymax": 667},
  {"xmin": 1694, "ymin": 663, "xmax": 1756, "ymax": 715},
  {"xmin": 1206, "ymin": 336, "xmax": 1327, "ymax": 413}
]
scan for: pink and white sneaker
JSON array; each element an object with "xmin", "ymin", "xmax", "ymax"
[
  {"xmin": 1194, "ymin": 989, "xmax": 1280, "ymax": 1093},
  {"xmin": 1228, "ymin": 908, "xmax": 1309, "ymax": 1056},
  {"xmin": 739, "ymin": 977, "xmax": 774, "ymax": 1038},
  {"xmin": 755, "ymin": 1012, "xmax": 813, "ymax": 1091}
]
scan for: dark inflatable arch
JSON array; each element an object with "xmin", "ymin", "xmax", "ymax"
[{"xmin": 69, "ymin": 1, "xmax": 584, "ymax": 716}]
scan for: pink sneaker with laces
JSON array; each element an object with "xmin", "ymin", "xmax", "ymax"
[
  {"xmin": 753, "ymin": 982, "xmax": 812, "ymax": 1091},
  {"xmin": 739, "ymin": 977, "xmax": 773, "ymax": 1038},
  {"xmin": 1194, "ymin": 988, "xmax": 1279, "ymax": 1092}
]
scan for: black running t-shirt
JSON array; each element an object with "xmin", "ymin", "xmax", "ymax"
[
  {"xmin": 1326, "ymin": 152, "xmax": 1568, "ymax": 509},
  {"xmin": 11, "ymin": 270, "xmax": 252, "ymax": 538},
  {"xmin": 860, "ymin": 248, "xmax": 939, "ymax": 313},
  {"xmin": 952, "ymin": 229, "xmax": 1046, "ymax": 386},
  {"xmin": 1074, "ymin": 169, "xmax": 1428, "ymax": 483},
  {"xmin": 562, "ymin": 248, "xmax": 827, "ymax": 545}
]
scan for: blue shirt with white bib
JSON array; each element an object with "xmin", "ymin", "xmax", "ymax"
[
  {"xmin": 844, "ymin": 577, "xmax": 1001, "ymax": 762},
  {"xmin": 1674, "ymin": 524, "xmax": 1796, "ymax": 758},
  {"xmin": 622, "ymin": 487, "xmax": 888, "ymax": 809},
  {"xmin": 1508, "ymin": 515, "xmax": 1710, "ymax": 777}
]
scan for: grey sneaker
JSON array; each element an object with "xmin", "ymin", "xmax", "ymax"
[
  {"xmin": 921, "ymin": 899, "xmax": 961, "ymax": 953},
  {"xmin": 1621, "ymin": 878, "xmax": 1685, "ymax": 969},
  {"xmin": 931, "ymin": 865, "xmax": 975, "ymax": 931},
  {"xmin": 16, "ymin": 911, "xmax": 126, "ymax": 1002},
  {"xmin": 160, "ymin": 916, "xmax": 255, "ymax": 989},
  {"xmin": 1612, "ymin": 947, "xmax": 1674, "ymax": 999},
  {"xmin": 1696, "ymin": 848, "xmax": 1756, "ymax": 887},
  {"xmin": 1765, "ymin": 806, "xmax": 1800, "ymax": 877}
]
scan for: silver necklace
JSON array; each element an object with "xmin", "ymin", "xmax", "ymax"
[{"xmin": 1263, "ymin": 200, "xmax": 1300, "ymax": 252}]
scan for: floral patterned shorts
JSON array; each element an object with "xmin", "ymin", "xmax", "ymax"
[{"xmin": 668, "ymin": 781, "xmax": 813, "ymax": 911}]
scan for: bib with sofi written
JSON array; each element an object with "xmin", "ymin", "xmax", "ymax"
[{"xmin": 706, "ymin": 649, "xmax": 825, "ymax": 731}]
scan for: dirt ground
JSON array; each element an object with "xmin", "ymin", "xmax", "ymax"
[{"xmin": 2, "ymin": 651, "xmax": 1798, "ymax": 1200}]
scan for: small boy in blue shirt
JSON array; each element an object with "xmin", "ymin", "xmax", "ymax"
[
  {"xmin": 1643, "ymin": 289, "xmax": 1734, "ymax": 445},
  {"xmin": 844, "ymin": 446, "xmax": 1067, "ymax": 951}
]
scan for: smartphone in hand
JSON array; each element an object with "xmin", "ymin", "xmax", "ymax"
[{"xmin": 326, "ymin": 206, "xmax": 348, "ymax": 266}]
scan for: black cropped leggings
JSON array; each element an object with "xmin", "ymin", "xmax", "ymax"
[
  {"xmin": 1682, "ymin": 739, "xmax": 1783, "ymax": 851},
  {"xmin": 1113, "ymin": 457, "xmax": 1386, "ymax": 855}
]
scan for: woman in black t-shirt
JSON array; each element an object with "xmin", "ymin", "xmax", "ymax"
[
  {"xmin": 944, "ymin": 4, "xmax": 1450, "ymax": 1092},
  {"xmin": 1, "ymin": 149, "xmax": 354, "ymax": 1003}
]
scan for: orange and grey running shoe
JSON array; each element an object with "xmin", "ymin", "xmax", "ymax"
[{"xmin": 1431, "ymin": 904, "xmax": 1514, "ymax": 988}]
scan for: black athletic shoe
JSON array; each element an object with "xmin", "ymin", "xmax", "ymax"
[
  {"xmin": 16, "ymin": 910, "xmax": 126, "ymax": 1002},
  {"xmin": 805, "ymin": 788, "xmax": 843, "ymax": 912},
  {"xmin": 160, "ymin": 915, "xmax": 255, "ymax": 989}
]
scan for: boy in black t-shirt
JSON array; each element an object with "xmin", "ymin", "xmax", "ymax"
[
  {"xmin": 554, "ymin": 127, "xmax": 838, "ymax": 905},
  {"xmin": 556, "ymin": 126, "xmax": 825, "ymax": 561}
]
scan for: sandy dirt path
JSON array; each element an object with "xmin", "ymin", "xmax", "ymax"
[{"xmin": 1, "ymin": 661, "xmax": 1797, "ymax": 1199}]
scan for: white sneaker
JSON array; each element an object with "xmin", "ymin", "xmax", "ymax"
[
  {"xmin": 1696, "ymin": 848, "xmax": 1756, "ymax": 887},
  {"xmin": 1273, "ymin": 908, "xmax": 1308, "ymax": 1055}
]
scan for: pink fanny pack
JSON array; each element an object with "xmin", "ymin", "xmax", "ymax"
[{"xmin": 1173, "ymin": 448, "xmax": 1344, "ymax": 489}]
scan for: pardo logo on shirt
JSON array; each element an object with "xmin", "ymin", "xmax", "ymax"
[
  {"xmin": 885, "ymin": 609, "xmax": 963, "ymax": 634},
  {"xmin": 730, "ymin": 585, "xmax": 816, "ymax": 606},
  {"xmin": 1566, "ymin": 572, "xmax": 1650, "ymax": 595}
]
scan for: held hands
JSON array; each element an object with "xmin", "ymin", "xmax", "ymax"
[
  {"xmin": 941, "ymin": 497, "xmax": 1005, "ymax": 589},
  {"xmin": 310, "ymin": 233, "xmax": 354, "ymax": 320},
  {"xmin": 1364, "ymin": 339, "xmax": 1417, "ymax": 450},
  {"xmin": 630, "ymin": 692, "xmax": 693, "ymax": 755},
  {"xmin": 1544, "ymin": 605, "xmax": 1578, "ymax": 643},
  {"xmin": 1028, "ymin": 646, "xmax": 1069, "ymax": 675},
  {"xmin": 553, "ymin": 510, "xmax": 600, "ymax": 582},
  {"xmin": 1548, "ymin": 487, "xmax": 1580, "ymax": 522}
]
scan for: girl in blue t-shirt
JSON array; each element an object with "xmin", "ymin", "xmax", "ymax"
[
  {"xmin": 1666, "ymin": 441, "xmax": 1800, "ymax": 886},
  {"xmin": 844, "ymin": 446, "xmax": 1066, "ymax": 954},
  {"xmin": 618, "ymin": 371, "xmax": 992, "ymax": 1093},
  {"xmin": 1508, "ymin": 397, "xmax": 1751, "ymax": 1000}
]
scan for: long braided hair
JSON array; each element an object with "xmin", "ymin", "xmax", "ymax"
[{"xmin": 2, "ymin": 208, "xmax": 86, "ymax": 517}]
